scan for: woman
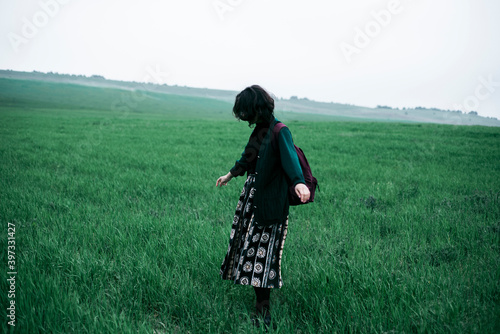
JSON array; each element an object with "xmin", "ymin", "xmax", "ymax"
[{"xmin": 216, "ymin": 85, "xmax": 310, "ymax": 327}]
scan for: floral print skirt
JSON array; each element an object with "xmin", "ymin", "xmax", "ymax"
[{"xmin": 220, "ymin": 174, "xmax": 288, "ymax": 288}]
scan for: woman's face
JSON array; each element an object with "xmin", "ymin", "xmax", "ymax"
[{"xmin": 248, "ymin": 113, "xmax": 259, "ymax": 125}]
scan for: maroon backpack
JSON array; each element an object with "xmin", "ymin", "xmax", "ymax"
[{"xmin": 273, "ymin": 122, "xmax": 318, "ymax": 206}]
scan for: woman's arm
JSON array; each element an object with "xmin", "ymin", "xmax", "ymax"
[
  {"xmin": 229, "ymin": 149, "xmax": 251, "ymax": 177},
  {"xmin": 278, "ymin": 127, "xmax": 305, "ymax": 187},
  {"xmin": 217, "ymin": 130, "xmax": 257, "ymax": 186},
  {"xmin": 229, "ymin": 128, "xmax": 261, "ymax": 177},
  {"xmin": 278, "ymin": 127, "xmax": 310, "ymax": 203}
]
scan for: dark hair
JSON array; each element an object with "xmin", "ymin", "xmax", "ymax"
[{"xmin": 233, "ymin": 85, "xmax": 275, "ymax": 124}]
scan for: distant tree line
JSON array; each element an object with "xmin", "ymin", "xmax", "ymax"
[
  {"xmin": 28, "ymin": 70, "xmax": 105, "ymax": 80},
  {"xmin": 376, "ymin": 104, "xmax": 482, "ymax": 115},
  {"xmin": 289, "ymin": 96, "xmax": 309, "ymax": 101}
]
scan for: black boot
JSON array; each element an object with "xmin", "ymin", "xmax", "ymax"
[
  {"xmin": 256, "ymin": 300, "xmax": 271, "ymax": 328},
  {"xmin": 252, "ymin": 287, "xmax": 272, "ymax": 329}
]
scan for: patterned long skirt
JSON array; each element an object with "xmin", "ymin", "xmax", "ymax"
[{"xmin": 220, "ymin": 174, "xmax": 288, "ymax": 288}]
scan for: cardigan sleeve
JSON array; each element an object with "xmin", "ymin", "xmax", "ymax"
[
  {"xmin": 230, "ymin": 124, "xmax": 268, "ymax": 177},
  {"xmin": 230, "ymin": 138, "xmax": 260, "ymax": 177},
  {"xmin": 278, "ymin": 127, "xmax": 305, "ymax": 187},
  {"xmin": 230, "ymin": 149, "xmax": 249, "ymax": 177}
]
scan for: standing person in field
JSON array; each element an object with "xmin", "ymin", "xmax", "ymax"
[{"xmin": 216, "ymin": 85, "xmax": 310, "ymax": 328}]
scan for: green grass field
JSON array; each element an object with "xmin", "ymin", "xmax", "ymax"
[{"xmin": 1, "ymin": 78, "xmax": 499, "ymax": 333}]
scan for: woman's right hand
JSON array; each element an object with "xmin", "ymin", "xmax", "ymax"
[
  {"xmin": 216, "ymin": 173, "xmax": 233, "ymax": 187},
  {"xmin": 295, "ymin": 183, "xmax": 311, "ymax": 203}
]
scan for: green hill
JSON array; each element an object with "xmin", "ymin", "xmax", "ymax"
[
  {"xmin": 0, "ymin": 77, "xmax": 234, "ymax": 121},
  {"xmin": 1, "ymin": 70, "xmax": 499, "ymax": 126}
]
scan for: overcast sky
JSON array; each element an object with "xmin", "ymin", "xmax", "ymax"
[{"xmin": 1, "ymin": 0, "xmax": 499, "ymax": 118}]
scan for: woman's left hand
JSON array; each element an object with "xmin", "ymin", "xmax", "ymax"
[
  {"xmin": 295, "ymin": 183, "xmax": 311, "ymax": 203},
  {"xmin": 216, "ymin": 172, "xmax": 233, "ymax": 187}
]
